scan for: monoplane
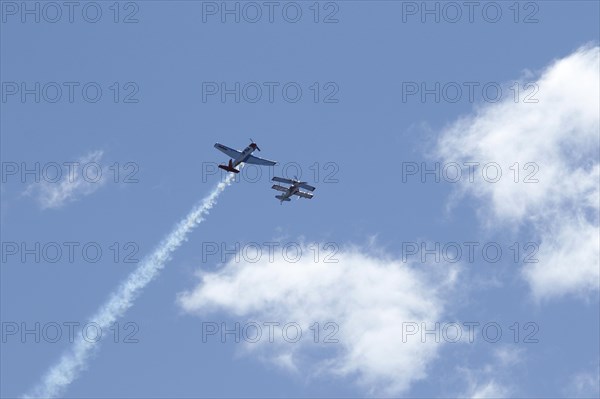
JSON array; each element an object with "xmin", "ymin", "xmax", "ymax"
[{"xmin": 214, "ymin": 140, "xmax": 277, "ymax": 173}]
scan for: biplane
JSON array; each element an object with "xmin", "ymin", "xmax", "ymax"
[{"xmin": 271, "ymin": 176, "xmax": 316, "ymax": 204}]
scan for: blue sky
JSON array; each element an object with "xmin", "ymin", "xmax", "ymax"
[{"xmin": 1, "ymin": 1, "xmax": 599, "ymax": 398}]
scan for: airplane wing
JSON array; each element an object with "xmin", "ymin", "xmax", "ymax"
[
  {"xmin": 245, "ymin": 154, "xmax": 277, "ymax": 166},
  {"xmin": 271, "ymin": 184, "xmax": 288, "ymax": 192},
  {"xmin": 293, "ymin": 191, "xmax": 314, "ymax": 199},
  {"xmin": 214, "ymin": 143, "xmax": 242, "ymax": 159},
  {"xmin": 272, "ymin": 176, "xmax": 294, "ymax": 185},
  {"xmin": 298, "ymin": 183, "xmax": 316, "ymax": 192},
  {"xmin": 272, "ymin": 177, "xmax": 316, "ymax": 191}
]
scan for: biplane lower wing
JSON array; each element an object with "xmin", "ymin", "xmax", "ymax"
[
  {"xmin": 294, "ymin": 191, "xmax": 314, "ymax": 199},
  {"xmin": 271, "ymin": 184, "xmax": 288, "ymax": 192}
]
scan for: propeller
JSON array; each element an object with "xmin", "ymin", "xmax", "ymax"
[{"xmin": 249, "ymin": 138, "xmax": 261, "ymax": 151}]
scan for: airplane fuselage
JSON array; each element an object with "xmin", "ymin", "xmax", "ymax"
[
  {"xmin": 279, "ymin": 184, "xmax": 300, "ymax": 202},
  {"xmin": 232, "ymin": 145, "xmax": 258, "ymax": 168}
]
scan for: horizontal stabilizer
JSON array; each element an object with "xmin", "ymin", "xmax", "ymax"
[
  {"xmin": 275, "ymin": 195, "xmax": 291, "ymax": 201},
  {"xmin": 218, "ymin": 164, "xmax": 240, "ymax": 173}
]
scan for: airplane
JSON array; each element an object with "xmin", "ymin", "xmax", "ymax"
[
  {"xmin": 271, "ymin": 176, "xmax": 316, "ymax": 204},
  {"xmin": 214, "ymin": 139, "xmax": 277, "ymax": 173}
]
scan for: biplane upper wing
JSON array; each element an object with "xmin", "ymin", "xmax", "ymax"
[
  {"xmin": 272, "ymin": 177, "xmax": 315, "ymax": 191},
  {"xmin": 272, "ymin": 176, "xmax": 294, "ymax": 185},
  {"xmin": 298, "ymin": 183, "xmax": 316, "ymax": 191}
]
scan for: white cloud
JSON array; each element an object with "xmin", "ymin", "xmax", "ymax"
[
  {"xmin": 177, "ymin": 243, "xmax": 461, "ymax": 396},
  {"xmin": 565, "ymin": 366, "xmax": 600, "ymax": 398},
  {"xmin": 23, "ymin": 150, "xmax": 106, "ymax": 209},
  {"xmin": 459, "ymin": 347, "xmax": 522, "ymax": 399},
  {"xmin": 435, "ymin": 45, "xmax": 600, "ymax": 301},
  {"xmin": 492, "ymin": 346, "xmax": 523, "ymax": 368},
  {"xmin": 467, "ymin": 380, "xmax": 509, "ymax": 399}
]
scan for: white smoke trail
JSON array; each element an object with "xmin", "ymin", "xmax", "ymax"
[{"xmin": 25, "ymin": 173, "xmax": 236, "ymax": 398}]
